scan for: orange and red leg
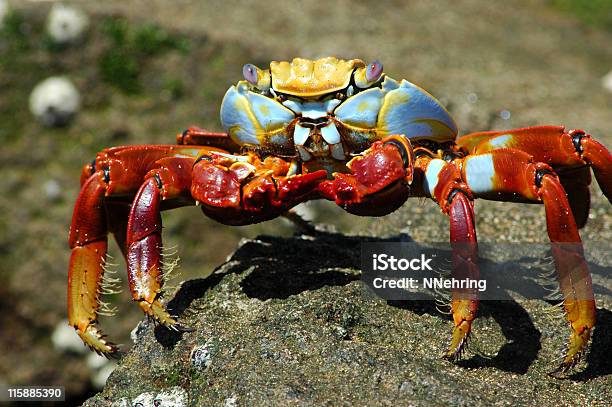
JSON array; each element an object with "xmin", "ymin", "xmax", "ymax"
[
  {"xmin": 68, "ymin": 169, "xmax": 119, "ymax": 355},
  {"xmin": 69, "ymin": 146, "xmax": 212, "ymax": 354},
  {"xmin": 457, "ymin": 126, "xmax": 612, "ymax": 220},
  {"xmin": 458, "ymin": 147, "xmax": 597, "ymax": 372},
  {"xmin": 415, "ymin": 155, "xmax": 480, "ymax": 359},
  {"xmin": 125, "ymin": 156, "xmax": 195, "ymax": 328}
]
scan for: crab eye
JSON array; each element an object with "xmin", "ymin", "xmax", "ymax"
[
  {"xmin": 354, "ymin": 60, "xmax": 384, "ymax": 89},
  {"xmin": 366, "ymin": 60, "xmax": 383, "ymax": 83},
  {"xmin": 242, "ymin": 64, "xmax": 259, "ymax": 85}
]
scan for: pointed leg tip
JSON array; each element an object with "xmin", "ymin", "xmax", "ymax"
[
  {"xmin": 442, "ymin": 350, "xmax": 458, "ymax": 362},
  {"xmin": 548, "ymin": 360, "xmax": 576, "ymax": 378},
  {"xmin": 548, "ymin": 345, "xmax": 588, "ymax": 378},
  {"xmin": 443, "ymin": 320, "xmax": 472, "ymax": 363},
  {"xmin": 95, "ymin": 345, "xmax": 123, "ymax": 359},
  {"xmin": 138, "ymin": 299, "xmax": 195, "ymax": 334},
  {"xmin": 77, "ymin": 325, "xmax": 123, "ymax": 357},
  {"xmin": 547, "ymin": 367, "xmax": 567, "ymax": 379},
  {"xmin": 442, "ymin": 342, "xmax": 466, "ymax": 363},
  {"xmin": 550, "ymin": 327, "xmax": 591, "ymax": 376}
]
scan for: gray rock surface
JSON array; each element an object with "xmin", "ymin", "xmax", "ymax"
[{"xmin": 84, "ymin": 233, "xmax": 611, "ymax": 406}]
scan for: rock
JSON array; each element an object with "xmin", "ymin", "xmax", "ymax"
[
  {"xmin": 155, "ymin": 387, "xmax": 188, "ymax": 407},
  {"xmin": 83, "ymin": 233, "xmax": 611, "ymax": 406},
  {"xmin": 131, "ymin": 392, "xmax": 154, "ymax": 407},
  {"xmin": 131, "ymin": 321, "xmax": 148, "ymax": 344},
  {"xmin": 189, "ymin": 343, "xmax": 212, "ymax": 371},
  {"xmin": 46, "ymin": 3, "xmax": 89, "ymax": 45},
  {"xmin": 223, "ymin": 396, "xmax": 238, "ymax": 407},
  {"xmin": 91, "ymin": 363, "xmax": 116, "ymax": 390},
  {"xmin": 129, "ymin": 387, "xmax": 187, "ymax": 407},
  {"xmin": 44, "ymin": 179, "xmax": 62, "ymax": 201},
  {"xmin": 602, "ymin": 70, "xmax": 612, "ymax": 94},
  {"xmin": 29, "ymin": 76, "xmax": 80, "ymax": 127}
]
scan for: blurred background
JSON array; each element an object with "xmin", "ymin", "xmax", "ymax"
[{"xmin": 0, "ymin": 0, "xmax": 610, "ymax": 404}]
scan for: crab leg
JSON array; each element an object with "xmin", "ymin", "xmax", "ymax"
[
  {"xmin": 69, "ymin": 146, "xmax": 218, "ymax": 354},
  {"xmin": 126, "ymin": 156, "xmax": 195, "ymax": 327},
  {"xmin": 459, "ymin": 148, "xmax": 595, "ymax": 372},
  {"xmin": 319, "ymin": 136, "xmax": 480, "ymax": 358},
  {"xmin": 68, "ymin": 171, "xmax": 119, "ymax": 354},
  {"xmin": 125, "ymin": 151, "xmax": 327, "ymax": 326},
  {"xmin": 457, "ymin": 126, "xmax": 612, "ymax": 203},
  {"xmin": 415, "ymin": 156, "xmax": 479, "ymax": 359},
  {"xmin": 176, "ymin": 127, "xmax": 239, "ymax": 152}
]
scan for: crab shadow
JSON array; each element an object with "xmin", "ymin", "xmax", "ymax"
[{"xmin": 155, "ymin": 230, "xmax": 611, "ymax": 380}]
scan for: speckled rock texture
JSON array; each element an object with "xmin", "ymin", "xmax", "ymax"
[{"xmin": 84, "ymin": 234, "xmax": 610, "ymax": 406}]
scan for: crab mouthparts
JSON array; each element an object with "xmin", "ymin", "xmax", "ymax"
[
  {"xmin": 294, "ymin": 122, "xmax": 345, "ymax": 162},
  {"xmin": 281, "ymin": 97, "xmax": 346, "ymax": 162}
]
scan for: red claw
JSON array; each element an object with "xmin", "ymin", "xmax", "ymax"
[
  {"xmin": 191, "ymin": 161, "xmax": 242, "ymax": 208},
  {"xmin": 192, "ymin": 154, "xmax": 327, "ymax": 219},
  {"xmin": 275, "ymin": 170, "xmax": 328, "ymax": 201},
  {"xmin": 319, "ymin": 138, "xmax": 412, "ymax": 205}
]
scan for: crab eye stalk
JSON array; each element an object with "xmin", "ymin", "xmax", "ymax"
[
  {"xmin": 242, "ymin": 64, "xmax": 259, "ymax": 84},
  {"xmin": 354, "ymin": 60, "xmax": 384, "ymax": 89},
  {"xmin": 366, "ymin": 60, "xmax": 383, "ymax": 82},
  {"xmin": 242, "ymin": 63, "xmax": 271, "ymax": 91}
]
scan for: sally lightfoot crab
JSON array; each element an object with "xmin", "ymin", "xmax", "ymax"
[{"xmin": 68, "ymin": 57, "xmax": 611, "ymax": 374}]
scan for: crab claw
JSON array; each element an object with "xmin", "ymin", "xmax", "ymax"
[
  {"xmin": 319, "ymin": 135, "xmax": 414, "ymax": 205},
  {"xmin": 192, "ymin": 154, "xmax": 326, "ymax": 223},
  {"xmin": 273, "ymin": 171, "xmax": 329, "ymax": 202},
  {"xmin": 238, "ymin": 169, "xmax": 328, "ymax": 210}
]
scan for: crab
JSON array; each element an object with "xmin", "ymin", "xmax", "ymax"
[{"xmin": 68, "ymin": 57, "xmax": 611, "ymax": 374}]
